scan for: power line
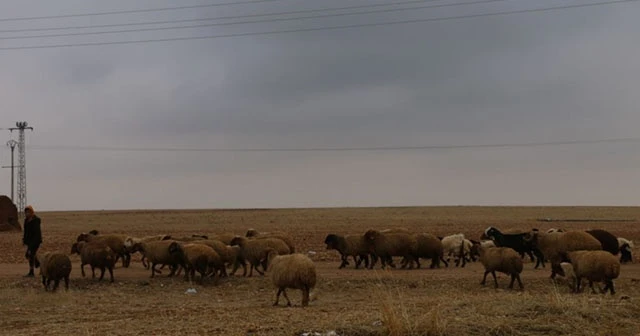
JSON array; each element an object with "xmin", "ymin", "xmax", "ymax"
[
  {"xmin": 0, "ymin": 0, "xmax": 636, "ymax": 51},
  {"xmin": 0, "ymin": 0, "xmax": 496, "ymax": 35},
  {"xmin": 0, "ymin": 0, "xmax": 286, "ymax": 22},
  {"xmin": 26, "ymin": 137, "xmax": 640, "ymax": 153},
  {"xmin": 0, "ymin": 0, "xmax": 511, "ymax": 41}
]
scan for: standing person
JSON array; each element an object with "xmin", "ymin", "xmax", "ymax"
[{"xmin": 22, "ymin": 205, "xmax": 42, "ymax": 277}]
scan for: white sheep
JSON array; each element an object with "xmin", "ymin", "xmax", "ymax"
[{"xmin": 441, "ymin": 233, "xmax": 466, "ymax": 267}]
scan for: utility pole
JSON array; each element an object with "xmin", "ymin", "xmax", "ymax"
[
  {"xmin": 8, "ymin": 122, "xmax": 33, "ymax": 216},
  {"xmin": 2, "ymin": 139, "xmax": 18, "ymax": 201}
]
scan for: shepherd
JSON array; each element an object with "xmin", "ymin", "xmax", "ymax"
[{"xmin": 22, "ymin": 205, "xmax": 42, "ymax": 277}]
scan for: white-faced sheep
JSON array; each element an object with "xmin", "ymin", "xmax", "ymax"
[
  {"xmin": 267, "ymin": 250, "xmax": 317, "ymax": 307},
  {"xmin": 363, "ymin": 229, "xmax": 416, "ymax": 269},
  {"xmin": 324, "ymin": 234, "xmax": 371, "ymax": 269},
  {"xmin": 478, "ymin": 246, "xmax": 524, "ymax": 290},
  {"xmin": 76, "ymin": 232, "xmax": 130, "ymax": 268},
  {"xmin": 38, "ymin": 251, "xmax": 72, "ymax": 292},
  {"xmin": 618, "ymin": 237, "xmax": 634, "ymax": 263},
  {"xmin": 245, "ymin": 229, "xmax": 296, "ymax": 253},
  {"xmin": 168, "ymin": 242, "xmax": 224, "ymax": 284},
  {"xmin": 71, "ymin": 241, "xmax": 117, "ymax": 282},
  {"xmin": 524, "ymin": 230, "xmax": 603, "ymax": 279},
  {"xmin": 230, "ymin": 236, "xmax": 290, "ymax": 277},
  {"xmin": 562, "ymin": 250, "xmax": 621, "ymax": 295}
]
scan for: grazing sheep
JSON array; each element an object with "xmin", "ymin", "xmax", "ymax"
[
  {"xmin": 76, "ymin": 232, "xmax": 130, "ymax": 268},
  {"xmin": 71, "ymin": 241, "xmax": 117, "ymax": 282},
  {"xmin": 617, "ymin": 237, "xmax": 634, "ymax": 263},
  {"xmin": 585, "ymin": 229, "xmax": 619, "ymax": 255},
  {"xmin": 38, "ymin": 252, "xmax": 72, "ymax": 292},
  {"xmin": 133, "ymin": 240, "xmax": 183, "ymax": 278},
  {"xmin": 483, "ymin": 227, "xmax": 542, "ymax": 268},
  {"xmin": 245, "ymin": 230, "xmax": 296, "ymax": 253},
  {"xmin": 267, "ymin": 251, "xmax": 317, "ymax": 307},
  {"xmin": 525, "ymin": 230, "xmax": 603, "ymax": 279},
  {"xmin": 562, "ymin": 250, "xmax": 621, "ymax": 295},
  {"xmin": 230, "ymin": 236, "xmax": 290, "ymax": 277},
  {"xmin": 324, "ymin": 234, "xmax": 370, "ymax": 269},
  {"xmin": 168, "ymin": 242, "xmax": 224, "ymax": 284},
  {"xmin": 478, "ymin": 246, "xmax": 524, "ymax": 290},
  {"xmin": 363, "ymin": 229, "xmax": 416, "ymax": 269},
  {"xmin": 409, "ymin": 233, "xmax": 447, "ymax": 269}
]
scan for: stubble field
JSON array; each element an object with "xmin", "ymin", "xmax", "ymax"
[{"xmin": 0, "ymin": 206, "xmax": 639, "ymax": 336}]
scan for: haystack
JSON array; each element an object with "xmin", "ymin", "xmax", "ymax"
[{"xmin": 0, "ymin": 196, "xmax": 20, "ymax": 232}]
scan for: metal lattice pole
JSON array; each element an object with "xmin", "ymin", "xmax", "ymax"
[{"xmin": 9, "ymin": 122, "xmax": 33, "ymax": 216}]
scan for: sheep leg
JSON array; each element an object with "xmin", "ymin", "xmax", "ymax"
[
  {"xmin": 108, "ymin": 266, "xmax": 114, "ymax": 283},
  {"xmin": 481, "ymin": 271, "xmax": 490, "ymax": 285},
  {"xmin": 338, "ymin": 255, "xmax": 348, "ymax": 269},
  {"xmin": 353, "ymin": 255, "xmax": 361, "ymax": 269},
  {"xmin": 361, "ymin": 254, "xmax": 370, "ymax": 269},
  {"xmin": 440, "ymin": 257, "xmax": 449, "ymax": 268},
  {"xmin": 99, "ymin": 267, "xmax": 106, "ymax": 281},
  {"xmin": 588, "ymin": 280, "xmax": 597, "ymax": 294},
  {"xmin": 254, "ymin": 262, "xmax": 265, "ymax": 276},
  {"xmin": 515, "ymin": 274, "xmax": 524, "ymax": 290},
  {"xmin": 526, "ymin": 250, "xmax": 535, "ymax": 263},
  {"xmin": 281, "ymin": 288, "xmax": 292, "ymax": 306},
  {"xmin": 41, "ymin": 276, "xmax": 48, "ymax": 291},
  {"xmin": 368, "ymin": 254, "xmax": 378, "ymax": 269},
  {"xmin": 430, "ymin": 257, "xmax": 438, "ymax": 269},
  {"xmin": 64, "ymin": 276, "xmax": 69, "ymax": 291},
  {"xmin": 150, "ymin": 263, "xmax": 157, "ymax": 278},
  {"xmin": 492, "ymin": 271, "xmax": 499, "ymax": 289},
  {"xmin": 576, "ymin": 277, "xmax": 583, "ymax": 293},
  {"xmin": 301, "ymin": 286, "xmax": 310, "ymax": 307},
  {"xmin": 606, "ymin": 280, "xmax": 615, "ymax": 295},
  {"xmin": 52, "ymin": 279, "xmax": 60, "ymax": 292},
  {"xmin": 81, "ymin": 263, "xmax": 86, "ymax": 278},
  {"xmin": 91, "ymin": 266, "xmax": 96, "ymax": 279},
  {"xmin": 533, "ymin": 249, "xmax": 545, "ymax": 269},
  {"xmin": 273, "ymin": 288, "xmax": 284, "ymax": 306},
  {"xmin": 124, "ymin": 253, "xmax": 131, "ymax": 268}
]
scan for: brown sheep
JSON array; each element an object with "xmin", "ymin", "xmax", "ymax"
[
  {"xmin": 71, "ymin": 241, "xmax": 116, "ymax": 282},
  {"xmin": 38, "ymin": 252, "xmax": 72, "ymax": 292},
  {"xmin": 478, "ymin": 246, "xmax": 524, "ymax": 290},
  {"xmin": 168, "ymin": 242, "xmax": 224, "ymax": 284},
  {"xmin": 245, "ymin": 229, "xmax": 296, "ymax": 253},
  {"xmin": 76, "ymin": 232, "xmax": 130, "ymax": 268},
  {"xmin": 133, "ymin": 240, "xmax": 183, "ymax": 278},
  {"xmin": 408, "ymin": 233, "xmax": 447, "ymax": 269},
  {"xmin": 267, "ymin": 251, "xmax": 317, "ymax": 307},
  {"xmin": 363, "ymin": 229, "xmax": 416, "ymax": 269},
  {"xmin": 563, "ymin": 250, "xmax": 621, "ymax": 295},
  {"xmin": 230, "ymin": 236, "xmax": 290, "ymax": 277},
  {"xmin": 324, "ymin": 234, "xmax": 371, "ymax": 269}
]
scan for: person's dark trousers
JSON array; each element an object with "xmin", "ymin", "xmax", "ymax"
[{"xmin": 25, "ymin": 244, "xmax": 40, "ymax": 276}]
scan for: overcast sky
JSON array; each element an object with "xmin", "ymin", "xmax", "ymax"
[{"xmin": 0, "ymin": 0, "xmax": 639, "ymax": 211}]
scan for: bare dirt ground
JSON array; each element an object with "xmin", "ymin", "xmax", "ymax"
[{"xmin": 0, "ymin": 206, "xmax": 639, "ymax": 336}]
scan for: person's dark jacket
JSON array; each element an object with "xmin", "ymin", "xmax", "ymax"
[{"xmin": 23, "ymin": 216, "xmax": 42, "ymax": 248}]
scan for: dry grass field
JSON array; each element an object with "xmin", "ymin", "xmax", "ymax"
[{"xmin": 0, "ymin": 206, "xmax": 639, "ymax": 336}]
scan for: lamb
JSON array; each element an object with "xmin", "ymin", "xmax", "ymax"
[
  {"xmin": 363, "ymin": 229, "xmax": 416, "ymax": 269},
  {"xmin": 267, "ymin": 251, "xmax": 317, "ymax": 307},
  {"xmin": 408, "ymin": 233, "xmax": 447, "ymax": 269},
  {"xmin": 483, "ymin": 227, "xmax": 543, "ymax": 268},
  {"xmin": 245, "ymin": 229, "xmax": 296, "ymax": 253},
  {"xmin": 617, "ymin": 237, "xmax": 634, "ymax": 263},
  {"xmin": 132, "ymin": 240, "xmax": 183, "ymax": 278},
  {"xmin": 585, "ymin": 229, "xmax": 619, "ymax": 255},
  {"xmin": 324, "ymin": 234, "xmax": 371, "ymax": 269},
  {"xmin": 71, "ymin": 241, "xmax": 117, "ymax": 282},
  {"xmin": 562, "ymin": 250, "xmax": 621, "ymax": 295},
  {"xmin": 168, "ymin": 242, "xmax": 224, "ymax": 284},
  {"xmin": 477, "ymin": 246, "xmax": 524, "ymax": 290},
  {"xmin": 38, "ymin": 251, "xmax": 72, "ymax": 292},
  {"xmin": 229, "ymin": 236, "xmax": 291, "ymax": 276},
  {"xmin": 76, "ymin": 232, "xmax": 130, "ymax": 268},
  {"xmin": 524, "ymin": 230, "xmax": 603, "ymax": 279}
]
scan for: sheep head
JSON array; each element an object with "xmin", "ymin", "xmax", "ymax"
[
  {"xmin": 245, "ymin": 229, "xmax": 259, "ymax": 237},
  {"xmin": 76, "ymin": 233, "xmax": 91, "ymax": 242},
  {"xmin": 168, "ymin": 242, "xmax": 183, "ymax": 256},
  {"xmin": 229, "ymin": 236, "xmax": 247, "ymax": 247},
  {"xmin": 324, "ymin": 234, "xmax": 340, "ymax": 249},
  {"xmin": 363, "ymin": 230, "xmax": 381, "ymax": 242}
]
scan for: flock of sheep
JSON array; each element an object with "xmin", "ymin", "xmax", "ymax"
[
  {"xmin": 35, "ymin": 225, "xmax": 635, "ymax": 307},
  {"xmin": 37, "ymin": 229, "xmax": 316, "ymax": 307},
  {"xmin": 324, "ymin": 227, "xmax": 635, "ymax": 294}
]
